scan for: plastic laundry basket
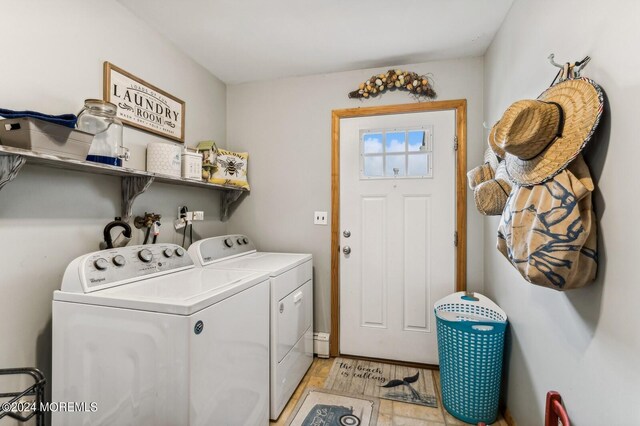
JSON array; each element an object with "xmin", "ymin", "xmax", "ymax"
[{"xmin": 435, "ymin": 291, "xmax": 508, "ymax": 424}]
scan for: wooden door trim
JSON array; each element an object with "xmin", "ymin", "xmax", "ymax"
[{"xmin": 330, "ymin": 100, "xmax": 467, "ymax": 357}]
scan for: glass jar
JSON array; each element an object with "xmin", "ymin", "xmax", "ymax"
[{"xmin": 77, "ymin": 99, "xmax": 129, "ymax": 166}]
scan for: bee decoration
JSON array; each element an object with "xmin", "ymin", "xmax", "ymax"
[{"xmin": 217, "ymin": 157, "xmax": 245, "ymax": 177}]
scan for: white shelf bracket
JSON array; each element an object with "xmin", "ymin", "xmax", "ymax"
[
  {"xmin": 122, "ymin": 176, "xmax": 154, "ymax": 221},
  {"xmin": 0, "ymin": 154, "xmax": 26, "ymax": 192},
  {"xmin": 221, "ymin": 189, "xmax": 244, "ymax": 221}
]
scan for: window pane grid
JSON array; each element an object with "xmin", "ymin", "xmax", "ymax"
[{"xmin": 361, "ymin": 127, "xmax": 433, "ymax": 179}]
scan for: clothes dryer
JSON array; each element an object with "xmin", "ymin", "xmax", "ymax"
[{"xmin": 189, "ymin": 235, "xmax": 313, "ymax": 420}]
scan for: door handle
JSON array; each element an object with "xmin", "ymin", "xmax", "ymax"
[{"xmin": 343, "ymin": 246, "xmax": 351, "ymax": 255}]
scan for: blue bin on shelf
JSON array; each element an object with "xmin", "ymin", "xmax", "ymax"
[{"xmin": 435, "ymin": 292, "xmax": 508, "ymax": 424}]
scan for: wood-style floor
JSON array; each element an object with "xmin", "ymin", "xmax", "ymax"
[{"xmin": 270, "ymin": 357, "xmax": 509, "ymax": 426}]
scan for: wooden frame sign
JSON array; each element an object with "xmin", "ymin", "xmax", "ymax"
[{"xmin": 103, "ymin": 62, "xmax": 185, "ymax": 143}]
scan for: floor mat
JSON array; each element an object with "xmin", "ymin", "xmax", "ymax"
[
  {"xmin": 324, "ymin": 357, "xmax": 438, "ymax": 408},
  {"xmin": 285, "ymin": 388, "xmax": 379, "ymax": 426}
]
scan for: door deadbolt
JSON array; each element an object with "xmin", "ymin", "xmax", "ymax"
[
  {"xmin": 343, "ymin": 230, "xmax": 351, "ymax": 238},
  {"xmin": 343, "ymin": 246, "xmax": 351, "ymax": 255}
]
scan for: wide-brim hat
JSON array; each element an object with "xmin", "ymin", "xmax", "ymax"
[
  {"xmin": 467, "ymin": 148, "xmax": 500, "ymax": 190},
  {"xmin": 467, "ymin": 162, "xmax": 494, "ymax": 190},
  {"xmin": 484, "ymin": 147, "xmax": 499, "ymax": 171},
  {"xmin": 488, "ymin": 124, "xmax": 505, "ymax": 160},
  {"xmin": 489, "ymin": 77, "xmax": 604, "ymax": 186},
  {"xmin": 473, "ymin": 161, "xmax": 512, "ymax": 216}
]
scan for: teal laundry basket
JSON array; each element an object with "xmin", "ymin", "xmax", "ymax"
[{"xmin": 435, "ymin": 292, "xmax": 507, "ymax": 424}]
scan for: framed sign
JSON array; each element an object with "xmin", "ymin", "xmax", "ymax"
[{"xmin": 103, "ymin": 62, "xmax": 185, "ymax": 143}]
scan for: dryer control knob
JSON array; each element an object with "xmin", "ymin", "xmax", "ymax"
[
  {"xmin": 224, "ymin": 238, "xmax": 234, "ymax": 248},
  {"xmin": 138, "ymin": 249, "xmax": 153, "ymax": 263},
  {"xmin": 236, "ymin": 238, "xmax": 243, "ymax": 245},
  {"xmin": 163, "ymin": 248, "xmax": 174, "ymax": 258},
  {"xmin": 175, "ymin": 247, "xmax": 185, "ymax": 257},
  {"xmin": 94, "ymin": 258, "xmax": 109, "ymax": 270},
  {"xmin": 242, "ymin": 237, "xmax": 249, "ymax": 244},
  {"xmin": 112, "ymin": 255, "xmax": 126, "ymax": 267}
]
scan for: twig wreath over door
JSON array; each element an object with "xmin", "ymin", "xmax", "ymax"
[{"xmin": 348, "ymin": 69, "xmax": 436, "ymax": 100}]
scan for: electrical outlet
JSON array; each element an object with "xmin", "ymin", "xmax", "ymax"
[
  {"xmin": 314, "ymin": 211, "xmax": 328, "ymax": 225},
  {"xmin": 193, "ymin": 211, "xmax": 204, "ymax": 221}
]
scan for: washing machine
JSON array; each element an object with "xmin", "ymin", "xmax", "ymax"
[
  {"xmin": 52, "ymin": 243, "xmax": 270, "ymax": 426},
  {"xmin": 188, "ymin": 235, "xmax": 313, "ymax": 420}
]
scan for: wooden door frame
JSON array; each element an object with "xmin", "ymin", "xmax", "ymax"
[{"xmin": 330, "ymin": 99, "xmax": 467, "ymax": 357}]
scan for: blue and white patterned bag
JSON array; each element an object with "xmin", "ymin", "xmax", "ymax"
[{"xmin": 497, "ymin": 155, "xmax": 597, "ymax": 290}]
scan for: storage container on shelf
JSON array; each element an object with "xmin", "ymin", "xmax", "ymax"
[
  {"xmin": 77, "ymin": 99, "xmax": 129, "ymax": 166},
  {"xmin": 146, "ymin": 141, "xmax": 181, "ymax": 177},
  {"xmin": 181, "ymin": 148, "xmax": 203, "ymax": 180}
]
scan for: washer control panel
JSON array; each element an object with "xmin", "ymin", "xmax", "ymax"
[
  {"xmin": 61, "ymin": 244, "xmax": 193, "ymax": 293},
  {"xmin": 190, "ymin": 234, "xmax": 256, "ymax": 265}
]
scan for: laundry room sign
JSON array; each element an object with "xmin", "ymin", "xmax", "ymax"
[{"xmin": 103, "ymin": 62, "xmax": 185, "ymax": 143}]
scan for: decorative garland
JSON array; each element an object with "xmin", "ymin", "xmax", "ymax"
[{"xmin": 348, "ymin": 69, "xmax": 436, "ymax": 99}]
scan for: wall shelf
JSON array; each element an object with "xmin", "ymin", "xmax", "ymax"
[{"xmin": 0, "ymin": 145, "xmax": 247, "ymax": 220}]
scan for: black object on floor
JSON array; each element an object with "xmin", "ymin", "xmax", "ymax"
[{"xmin": 0, "ymin": 367, "xmax": 46, "ymax": 425}]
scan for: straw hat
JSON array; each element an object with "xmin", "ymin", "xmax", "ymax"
[
  {"xmin": 489, "ymin": 78, "xmax": 603, "ymax": 186},
  {"xmin": 488, "ymin": 124, "xmax": 505, "ymax": 159},
  {"xmin": 483, "ymin": 147, "xmax": 499, "ymax": 172},
  {"xmin": 467, "ymin": 163, "xmax": 494, "ymax": 189},
  {"xmin": 467, "ymin": 148, "xmax": 500, "ymax": 189},
  {"xmin": 474, "ymin": 161, "xmax": 513, "ymax": 215}
]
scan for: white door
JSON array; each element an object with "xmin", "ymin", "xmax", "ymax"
[{"xmin": 339, "ymin": 110, "xmax": 456, "ymax": 364}]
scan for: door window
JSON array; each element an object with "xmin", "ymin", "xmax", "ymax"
[{"xmin": 360, "ymin": 127, "xmax": 433, "ymax": 179}]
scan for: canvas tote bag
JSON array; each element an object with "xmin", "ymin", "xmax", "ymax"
[{"xmin": 497, "ymin": 155, "xmax": 597, "ymax": 290}]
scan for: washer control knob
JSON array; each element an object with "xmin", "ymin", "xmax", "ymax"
[
  {"xmin": 163, "ymin": 248, "xmax": 174, "ymax": 258},
  {"xmin": 94, "ymin": 258, "xmax": 109, "ymax": 270},
  {"xmin": 112, "ymin": 255, "xmax": 126, "ymax": 267},
  {"xmin": 138, "ymin": 249, "xmax": 153, "ymax": 263},
  {"xmin": 175, "ymin": 247, "xmax": 185, "ymax": 257},
  {"xmin": 224, "ymin": 238, "xmax": 234, "ymax": 248},
  {"xmin": 242, "ymin": 237, "xmax": 249, "ymax": 244},
  {"xmin": 236, "ymin": 238, "xmax": 244, "ymax": 245}
]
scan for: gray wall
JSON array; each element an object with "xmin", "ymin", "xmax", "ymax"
[
  {"xmin": 483, "ymin": 1, "xmax": 640, "ymax": 424},
  {"xmin": 0, "ymin": 0, "xmax": 227, "ymax": 405},
  {"xmin": 227, "ymin": 57, "xmax": 485, "ymax": 335}
]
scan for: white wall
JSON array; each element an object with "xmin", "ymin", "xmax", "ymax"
[
  {"xmin": 227, "ymin": 57, "xmax": 485, "ymax": 335},
  {"xmin": 483, "ymin": 1, "xmax": 640, "ymax": 424},
  {"xmin": 0, "ymin": 0, "xmax": 227, "ymax": 408}
]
